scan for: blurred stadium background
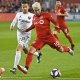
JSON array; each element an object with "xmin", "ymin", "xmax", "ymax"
[
  {"xmin": 0, "ymin": 0, "xmax": 80, "ymax": 13},
  {"xmin": 0, "ymin": 0, "xmax": 80, "ymax": 21},
  {"xmin": 0, "ymin": 0, "xmax": 80, "ymax": 80}
]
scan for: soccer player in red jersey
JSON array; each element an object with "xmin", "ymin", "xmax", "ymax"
[
  {"xmin": 53, "ymin": 0, "xmax": 74, "ymax": 50},
  {"xmin": 17, "ymin": 2, "xmax": 74, "ymax": 74}
]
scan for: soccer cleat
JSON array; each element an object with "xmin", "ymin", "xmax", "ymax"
[
  {"xmin": 10, "ymin": 68, "xmax": 16, "ymax": 74},
  {"xmin": 37, "ymin": 52, "xmax": 42, "ymax": 63},
  {"xmin": 71, "ymin": 44, "xmax": 75, "ymax": 50},
  {"xmin": 68, "ymin": 48, "xmax": 74, "ymax": 56},
  {"xmin": 17, "ymin": 65, "xmax": 28, "ymax": 74}
]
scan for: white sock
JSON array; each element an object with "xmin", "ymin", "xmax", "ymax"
[
  {"xmin": 13, "ymin": 51, "xmax": 21, "ymax": 68},
  {"xmin": 34, "ymin": 51, "xmax": 39, "ymax": 56}
]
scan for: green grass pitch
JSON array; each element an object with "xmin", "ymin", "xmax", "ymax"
[{"xmin": 0, "ymin": 21, "xmax": 80, "ymax": 80}]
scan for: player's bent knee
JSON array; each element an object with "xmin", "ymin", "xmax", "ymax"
[
  {"xmin": 29, "ymin": 46, "xmax": 36, "ymax": 54},
  {"xmin": 16, "ymin": 44, "xmax": 23, "ymax": 51},
  {"xmin": 65, "ymin": 33, "xmax": 69, "ymax": 36}
]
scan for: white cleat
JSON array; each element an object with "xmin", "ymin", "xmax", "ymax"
[
  {"xmin": 10, "ymin": 68, "xmax": 16, "ymax": 74},
  {"xmin": 17, "ymin": 65, "xmax": 28, "ymax": 74},
  {"xmin": 68, "ymin": 48, "xmax": 74, "ymax": 56}
]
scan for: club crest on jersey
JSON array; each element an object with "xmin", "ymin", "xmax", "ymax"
[
  {"xmin": 39, "ymin": 20, "xmax": 44, "ymax": 24},
  {"xmin": 20, "ymin": 16, "xmax": 21, "ymax": 18},
  {"xmin": 28, "ymin": 16, "xmax": 31, "ymax": 20}
]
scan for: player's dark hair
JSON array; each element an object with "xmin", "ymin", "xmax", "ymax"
[
  {"xmin": 22, "ymin": 1, "xmax": 29, "ymax": 4},
  {"xmin": 56, "ymin": 0, "xmax": 61, "ymax": 1},
  {"xmin": 21, "ymin": 1, "xmax": 29, "ymax": 4},
  {"xmin": 20, "ymin": 0, "xmax": 30, "ymax": 5}
]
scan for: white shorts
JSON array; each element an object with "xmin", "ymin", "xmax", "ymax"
[{"xmin": 17, "ymin": 30, "xmax": 31, "ymax": 48}]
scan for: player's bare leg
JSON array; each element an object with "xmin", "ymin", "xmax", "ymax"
[
  {"xmin": 10, "ymin": 45, "xmax": 42, "ymax": 74},
  {"xmin": 71, "ymin": 44, "xmax": 75, "ymax": 51},
  {"xmin": 64, "ymin": 32, "xmax": 75, "ymax": 50},
  {"xmin": 53, "ymin": 40, "xmax": 74, "ymax": 56},
  {"xmin": 17, "ymin": 43, "xmax": 74, "ymax": 74},
  {"xmin": 23, "ymin": 47, "xmax": 28, "ymax": 54},
  {"xmin": 17, "ymin": 46, "xmax": 36, "ymax": 74},
  {"xmin": 53, "ymin": 30, "xmax": 59, "ymax": 40},
  {"xmin": 56, "ymin": 45, "xmax": 74, "ymax": 56},
  {"xmin": 23, "ymin": 46, "xmax": 42, "ymax": 63}
]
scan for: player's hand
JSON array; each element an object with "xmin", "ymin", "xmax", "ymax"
[
  {"xmin": 17, "ymin": 28, "xmax": 27, "ymax": 32},
  {"xmin": 21, "ymin": 28, "xmax": 27, "ymax": 32},
  {"xmin": 57, "ymin": 13, "xmax": 62, "ymax": 16},
  {"xmin": 10, "ymin": 26, "xmax": 14, "ymax": 31}
]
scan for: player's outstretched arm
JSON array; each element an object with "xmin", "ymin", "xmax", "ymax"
[
  {"xmin": 48, "ymin": 13, "xmax": 59, "ymax": 29},
  {"xmin": 57, "ymin": 12, "xmax": 68, "ymax": 17},
  {"xmin": 57, "ymin": 6, "xmax": 69, "ymax": 17},
  {"xmin": 10, "ymin": 14, "xmax": 18, "ymax": 31},
  {"xmin": 22, "ymin": 23, "xmax": 35, "ymax": 32}
]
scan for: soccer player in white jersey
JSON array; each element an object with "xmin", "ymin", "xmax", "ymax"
[{"xmin": 10, "ymin": 2, "xmax": 42, "ymax": 74}]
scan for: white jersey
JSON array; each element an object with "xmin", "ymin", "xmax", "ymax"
[{"xmin": 11, "ymin": 12, "xmax": 34, "ymax": 48}]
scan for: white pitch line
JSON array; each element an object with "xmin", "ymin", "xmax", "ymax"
[
  {"xmin": 58, "ymin": 78, "xmax": 80, "ymax": 80},
  {"xmin": 1, "ymin": 77, "xmax": 80, "ymax": 80},
  {"xmin": 0, "ymin": 76, "xmax": 42, "ymax": 79}
]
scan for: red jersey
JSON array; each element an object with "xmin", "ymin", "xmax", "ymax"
[
  {"xmin": 54, "ymin": 6, "xmax": 66, "ymax": 23},
  {"xmin": 33, "ymin": 12, "xmax": 58, "ymax": 39}
]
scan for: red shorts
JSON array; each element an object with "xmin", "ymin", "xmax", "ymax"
[
  {"xmin": 31, "ymin": 35, "xmax": 61, "ymax": 50},
  {"xmin": 54, "ymin": 22, "xmax": 69, "ymax": 34}
]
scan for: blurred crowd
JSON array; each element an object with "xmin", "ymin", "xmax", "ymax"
[
  {"xmin": 0, "ymin": 0, "xmax": 20, "ymax": 13},
  {"xmin": 0, "ymin": 0, "xmax": 80, "ymax": 13},
  {"xmin": 0, "ymin": 0, "xmax": 54, "ymax": 13},
  {"xmin": 66, "ymin": 3, "xmax": 80, "ymax": 13}
]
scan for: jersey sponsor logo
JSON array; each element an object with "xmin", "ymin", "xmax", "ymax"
[
  {"xmin": 28, "ymin": 16, "xmax": 31, "ymax": 20},
  {"xmin": 19, "ymin": 19, "xmax": 30, "ymax": 23},
  {"xmin": 19, "ymin": 19, "xmax": 21, "ymax": 21},
  {"xmin": 22, "ymin": 20, "xmax": 30, "ymax": 23},
  {"xmin": 39, "ymin": 20, "xmax": 44, "ymax": 24},
  {"xmin": 19, "ymin": 15, "xmax": 31, "ymax": 23}
]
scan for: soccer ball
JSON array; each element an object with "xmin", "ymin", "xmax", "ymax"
[
  {"xmin": 50, "ymin": 68, "xmax": 61, "ymax": 79},
  {"xmin": 0, "ymin": 67, "xmax": 5, "ymax": 75}
]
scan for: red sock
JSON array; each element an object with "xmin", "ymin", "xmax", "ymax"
[
  {"xmin": 62, "ymin": 46, "xmax": 69, "ymax": 52},
  {"xmin": 25, "ymin": 52, "xmax": 33, "ymax": 68}
]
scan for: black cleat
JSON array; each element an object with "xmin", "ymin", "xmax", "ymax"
[
  {"xmin": 71, "ymin": 44, "xmax": 75, "ymax": 50},
  {"xmin": 10, "ymin": 68, "xmax": 16, "ymax": 74},
  {"xmin": 37, "ymin": 52, "xmax": 42, "ymax": 63}
]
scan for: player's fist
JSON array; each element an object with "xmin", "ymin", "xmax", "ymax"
[
  {"xmin": 10, "ymin": 26, "xmax": 14, "ymax": 31},
  {"xmin": 57, "ymin": 12, "xmax": 62, "ymax": 16},
  {"xmin": 17, "ymin": 28, "xmax": 27, "ymax": 32},
  {"xmin": 21, "ymin": 28, "xmax": 27, "ymax": 32}
]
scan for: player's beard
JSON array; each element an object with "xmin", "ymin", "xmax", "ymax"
[
  {"xmin": 36, "ymin": 12, "xmax": 41, "ymax": 17},
  {"xmin": 23, "ymin": 10, "xmax": 28, "ymax": 14},
  {"xmin": 36, "ymin": 14, "xmax": 41, "ymax": 17}
]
